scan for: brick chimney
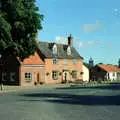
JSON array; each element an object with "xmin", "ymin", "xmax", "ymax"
[{"xmin": 68, "ymin": 34, "xmax": 73, "ymax": 46}]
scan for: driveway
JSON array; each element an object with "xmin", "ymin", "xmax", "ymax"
[{"xmin": 0, "ymin": 84, "xmax": 120, "ymax": 120}]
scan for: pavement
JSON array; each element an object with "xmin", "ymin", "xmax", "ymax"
[
  {"xmin": 0, "ymin": 84, "xmax": 71, "ymax": 93},
  {"xmin": 0, "ymin": 83, "xmax": 120, "ymax": 120}
]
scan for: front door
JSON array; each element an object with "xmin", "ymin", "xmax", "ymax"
[
  {"xmin": 37, "ymin": 73, "xmax": 40, "ymax": 84},
  {"xmin": 62, "ymin": 71, "xmax": 69, "ymax": 83}
]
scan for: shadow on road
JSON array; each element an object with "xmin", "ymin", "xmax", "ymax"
[{"xmin": 21, "ymin": 92, "xmax": 120, "ymax": 105}]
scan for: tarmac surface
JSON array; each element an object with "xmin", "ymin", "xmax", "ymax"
[{"xmin": 0, "ymin": 83, "xmax": 120, "ymax": 120}]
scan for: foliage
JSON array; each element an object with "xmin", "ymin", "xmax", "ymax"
[{"xmin": 0, "ymin": 0, "xmax": 44, "ymax": 60}]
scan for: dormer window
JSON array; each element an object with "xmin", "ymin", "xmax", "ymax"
[
  {"xmin": 52, "ymin": 44, "xmax": 57, "ymax": 55},
  {"xmin": 67, "ymin": 46, "xmax": 71, "ymax": 55}
]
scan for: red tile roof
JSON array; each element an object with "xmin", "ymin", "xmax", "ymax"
[
  {"xmin": 98, "ymin": 64, "xmax": 120, "ymax": 72},
  {"xmin": 23, "ymin": 52, "xmax": 44, "ymax": 65}
]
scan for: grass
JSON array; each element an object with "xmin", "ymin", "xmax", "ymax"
[{"xmin": 71, "ymin": 80, "xmax": 120, "ymax": 87}]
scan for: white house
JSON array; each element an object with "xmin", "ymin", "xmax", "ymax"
[
  {"xmin": 82, "ymin": 64, "xmax": 89, "ymax": 82},
  {"xmin": 93, "ymin": 64, "xmax": 120, "ymax": 81}
]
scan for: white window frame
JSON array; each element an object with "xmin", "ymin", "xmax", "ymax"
[
  {"xmin": 64, "ymin": 59, "xmax": 67, "ymax": 64},
  {"xmin": 24, "ymin": 72, "xmax": 32, "ymax": 82},
  {"xmin": 72, "ymin": 70, "xmax": 77, "ymax": 79},
  {"xmin": 52, "ymin": 44, "xmax": 57, "ymax": 55},
  {"xmin": 67, "ymin": 46, "xmax": 71, "ymax": 55},
  {"xmin": 52, "ymin": 71, "xmax": 58, "ymax": 80},
  {"xmin": 72, "ymin": 59, "xmax": 76, "ymax": 65},
  {"xmin": 2, "ymin": 72, "xmax": 7, "ymax": 81},
  {"xmin": 10, "ymin": 72, "xmax": 15, "ymax": 81}
]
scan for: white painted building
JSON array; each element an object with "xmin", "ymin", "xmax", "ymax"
[
  {"xmin": 82, "ymin": 64, "xmax": 89, "ymax": 82},
  {"xmin": 106, "ymin": 72, "xmax": 118, "ymax": 81},
  {"xmin": 93, "ymin": 64, "xmax": 120, "ymax": 81}
]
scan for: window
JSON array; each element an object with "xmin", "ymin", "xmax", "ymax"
[
  {"xmin": 24, "ymin": 72, "xmax": 32, "ymax": 81},
  {"xmin": 53, "ymin": 58, "xmax": 57, "ymax": 64},
  {"xmin": 107, "ymin": 73, "xmax": 110, "ymax": 79},
  {"xmin": 2, "ymin": 72, "xmax": 7, "ymax": 81},
  {"xmin": 72, "ymin": 70, "xmax": 77, "ymax": 78},
  {"xmin": 10, "ymin": 72, "xmax": 15, "ymax": 81},
  {"xmin": 64, "ymin": 59, "xmax": 67, "ymax": 64},
  {"xmin": 72, "ymin": 59, "xmax": 76, "ymax": 64},
  {"xmin": 52, "ymin": 44, "xmax": 57, "ymax": 55},
  {"xmin": 52, "ymin": 71, "xmax": 58, "ymax": 80},
  {"xmin": 67, "ymin": 46, "xmax": 71, "ymax": 55},
  {"xmin": 113, "ymin": 73, "xmax": 115, "ymax": 77}
]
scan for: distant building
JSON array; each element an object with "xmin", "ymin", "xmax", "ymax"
[{"xmin": 92, "ymin": 64, "xmax": 120, "ymax": 81}]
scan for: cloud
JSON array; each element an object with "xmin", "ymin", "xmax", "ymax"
[
  {"xmin": 75, "ymin": 39, "xmax": 104, "ymax": 49},
  {"xmin": 81, "ymin": 20, "xmax": 103, "ymax": 32},
  {"xmin": 55, "ymin": 36, "xmax": 68, "ymax": 44}
]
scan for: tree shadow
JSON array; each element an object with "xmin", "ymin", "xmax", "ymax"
[
  {"xmin": 20, "ymin": 93, "xmax": 120, "ymax": 105},
  {"xmin": 55, "ymin": 83, "xmax": 120, "ymax": 90}
]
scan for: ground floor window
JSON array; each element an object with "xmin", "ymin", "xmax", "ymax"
[
  {"xmin": 25, "ymin": 72, "xmax": 32, "ymax": 82},
  {"xmin": 52, "ymin": 71, "xmax": 59, "ymax": 80},
  {"xmin": 2, "ymin": 72, "xmax": 7, "ymax": 81},
  {"xmin": 10, "ymin": 72, "xmax": 15, "ymax": 81},
  {"xmin": 72, "ymin": 70, "xmax": 77, "ymax": 79}
]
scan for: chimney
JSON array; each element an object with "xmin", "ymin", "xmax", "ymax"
[{"xmin": 68, "ymin": 34, "xmax": 73, "ymax": 46}]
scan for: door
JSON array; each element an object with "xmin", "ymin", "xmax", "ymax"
[
  {"xmin": 62, "ymin": 71, "xmax": 69, "ymax": 83},
  {"xmin": 37, "ymin": 73, "xmax": 40, "ymax": 84}
]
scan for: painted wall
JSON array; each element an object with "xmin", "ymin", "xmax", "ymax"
[
  {"xmin": 44, "ymin": 58, "xmax": 83, "ymax": 84},
  {"xmin": 83, "ymin": 65, "xmax": 89, "ymax": 82},
  {"xmin": 106, "ymin": 72, "xmax": 117, "ymax": 81}
]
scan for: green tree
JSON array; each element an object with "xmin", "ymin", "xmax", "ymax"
[{"xmin": 0, "ymin": 0, "xmax": 43, "ymax": 60}]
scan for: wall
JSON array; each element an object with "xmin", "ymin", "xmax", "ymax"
[
  {"xmin": 0, "ymin": 55, "xmax": 20, "ymax": 85},
  {"xmin": 20, "ymin": 51, "xmax": 45, "ymax": 86},
  {"xmin": 83, "ymin": 65, "xmax": 89, "ymax": 82},
  {"xmin": 20, "ymin": 65, "xmax": 45, "ymax": 86},
  {"xmin": 44, "ymin": 58, "xmax": 83, "ymax": 84},
  {"xmin": 107, "ymin": 72, "xmax": 117, "ymax": 81}
]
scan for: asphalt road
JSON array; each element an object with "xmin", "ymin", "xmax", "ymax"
[{"xmin": 0, "ymin": 84, "xmax": 120, "ymax": 120}]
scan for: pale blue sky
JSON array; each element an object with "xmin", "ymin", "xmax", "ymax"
[{"xmin": 36, "ymin": 0, "xmax": 120, "ymax": 65}]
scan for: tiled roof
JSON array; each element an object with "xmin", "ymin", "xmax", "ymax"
[
  {"xmin": 38, "ymin": 41, "xmax": 83, "ymax": 59},
  {"xmin": 97, "ymin": 64, "xmax": 120, "ymax": 72},
  {"xmin": 23, "ymin": 52, "xmax": 44, "ymax": 65}
]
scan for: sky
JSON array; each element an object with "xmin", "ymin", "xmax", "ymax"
[{"xmin": 36, "ymin": 0, "xmax": 120, "ymax": 65}]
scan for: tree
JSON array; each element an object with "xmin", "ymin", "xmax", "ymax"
[{"xmin": 0, "ymin": 0, "xmax": 43, "ymax": 60}]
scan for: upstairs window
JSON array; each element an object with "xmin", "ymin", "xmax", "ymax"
[
  {"xmin": 64, "ymin": 59, "xmax": 68, "ymax": 64},
  {"xmin": 53, "ymin": 58, "xmax": 58, "ymax": 64},
  {"xmin": 52, "ymin": 44, "xmax": 57, "ymax": 55},
  {"xmin": 72, "ymin": 59, "xmax": 76, "ymax": 65},
  {"xmin": 67, "ymin": 46, "xmax": 71, "ymax": 55}
]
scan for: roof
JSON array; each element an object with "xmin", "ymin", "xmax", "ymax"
[
  {"xmin": 38, "ymin": 41, "xmax": 83, "ymax": 59},
  {"xmin": 97, "ymin": 64, "xmax": 120, "ymax": 72},
  {"xmin": 83, "ymin": 62, "xmax": 90, "ymax": 69}
]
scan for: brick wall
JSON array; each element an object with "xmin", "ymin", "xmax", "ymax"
[
  {"xmin": 44, "ymin": 58, "xmax": 83, "ymax": 84},
  {"xmin": 20, "ymin": 65, "xmax": 45, "ymax": 86}
]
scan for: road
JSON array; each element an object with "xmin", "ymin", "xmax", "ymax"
[{"xmin": 0, "ymin": 84, "xmax": 120, "ymax": 120}]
